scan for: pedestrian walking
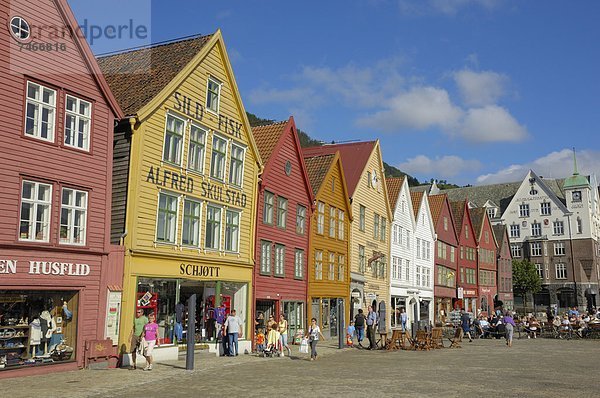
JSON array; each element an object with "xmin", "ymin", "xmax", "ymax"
[
  {"xmin": 366, "ymin": 305, "xmax": 378, "ymax": 350},
  {"xmin": 354, "ymin": 309, "xmax": 366, "ymax": 347},
  {"xmin": 346, "ymin": 321, "xmax": 355, "ymax": 347},
  {"xmin": 503, "ymin": 311, "xmax": 517, "ymax": 348},
  {"xmin": 460, "ymin": 309, "xmax": 473, "ymax": 342},
  {"xmin": 142, "ymin": 312, "xmax": 159, "ymax": 371},
  {"xmin": 278, "ymin": 314, "xmax": 291, "ymax": 357},
  {"xmin": 400, "ymin": 308, "xmax": 408, "ymax": 332},
  {"xmin": 224, "ymin": 309, "xmax": 243, "ymax": 356},
  {"xmin": 306, "ymin": 318, "xmax": 326, "ymax": 361},
  {"xmin": 129, "ymin": 308, "xmax": 148, "ymax": 369}
]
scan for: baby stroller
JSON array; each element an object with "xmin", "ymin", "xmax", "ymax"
[{"xmin": 262, "ymin": 340, "xmax": 282, "ymax": 358}]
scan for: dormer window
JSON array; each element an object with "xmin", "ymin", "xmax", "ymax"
[{"xmin": 487, "ymin": 207, "xmax": 497, "ymax": 219}]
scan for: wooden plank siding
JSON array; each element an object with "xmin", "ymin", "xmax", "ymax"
[{"xmin": 0, "ymin": 0, "xmax": 123, "ymax": 375}]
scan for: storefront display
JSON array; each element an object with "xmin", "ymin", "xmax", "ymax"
[
  {"xmin": 390, "ymin": 296, "xmax": 406, "ymax": 329},
  {"xmin": 136, "ymin": 278, "xmax": 247, "ymax": 345},
  {"xmin": 0, "ymin": 291, "xmax": 78, "ymax": 371}
]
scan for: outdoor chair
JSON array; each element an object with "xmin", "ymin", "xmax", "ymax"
[
  {"xmin": 414, "ymin": 330, "xmax": 430, "ymax": 351},
  {"xmin": 448, "ymin": 328, "xmax": 462, "ymax": 348},
  {"xmin": 387, "ymin": 329, "xmax": 404, "ymax": 350},
  {"xmin": 431, "ymin": 327, "xmax": 444, "ymax": 348},
  {"xmin": 400, "ymin": 331, "xmax": 413, "ymax": 350}
]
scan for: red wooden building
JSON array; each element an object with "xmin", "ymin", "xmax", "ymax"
[
  {"xmin": 451, "ymin": 200, "xmax": 479, "ymax": 314},
  {"xmin": 470, "ymin": 208, "xmax": 498, "ymax": 316},
  {"xmin": 428, "ymin": 194, "xmax": 459, "ymax": 324},
  {"xmin": 493, "ymin": 225, "xmax": 514, "ymax": 311},
  {"xmin": 0, "ymin": 0, "xmax": 123, "ymax": 377},
  {"xmin": 251, "ymin": 117, "xmax": 313, "ymax": 340}
]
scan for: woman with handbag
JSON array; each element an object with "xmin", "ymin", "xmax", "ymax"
[{"xmin": 306, "ymin": 318, "xmax": 326, "ymax": 361}]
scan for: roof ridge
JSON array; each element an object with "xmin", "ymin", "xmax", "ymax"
[
  {"xmin": 97, "ymin": 33, "xmax": 212, "ymax": 59},
  {"xmin": 253, "ymin": 120, "xmax": 288, "ymax": 128}
]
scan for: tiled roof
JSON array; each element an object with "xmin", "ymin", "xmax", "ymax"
[
  {"xmin": 411, "ymin": 184, "xmax": 432, "ymax": 193},
  {"xmin": 442, "ymin": 177, "xmax": 566, "ymax": 214},
  {"xmin": 450, "ymin": 200, "xmax": 466, "ymax": 228},
  {"xmin": 97, "ymin": 35, "xmax": 212, "ymax": 115},
  {"xmin": 469, "ymin": 207, "xmax": 486, "ymax": 239},
  {"xmin": 303, "ymin": 153, "xmax": 336, "ymax": 195},
  {"xmin": 302, "ymin": 141, "xmax": 376, "ymax": 196},
  {"xmin": 428, "ymin": 194, "xmax": 448, "ymax": 225},
  {"xmin": 252, "ymin": 120, "xmax": 287, "ymax": 162},
  {"xmin": 410, "ymin": 191, "xmax": 423, "ymax": 218},
  {"xmin": 492, "ymin": 224, "xmax": 507, "ymax": 246},
  {"xmin": 385, "ymin": 177, "xmax": 404, "ymax": 212}
]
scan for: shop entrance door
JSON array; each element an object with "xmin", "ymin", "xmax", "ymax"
[
  {"xmin": 256, "ymin": 300, "xmax": 276, "ymax": 324},
  {"xmin": 283, "ymin": 301, "xmax": 305, "ymax": 342}
]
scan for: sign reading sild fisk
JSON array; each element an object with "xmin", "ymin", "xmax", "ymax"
[
  {"xmin": 0, "ymin": 259, "xmax": 90, "ymax": 276},
  {"xmin": 172, "ymin": 92, "xmax": 242, "ymax": 139},
  {"xmin": 146, "ymin": 166, "xmax": 247, "ymax": 207}
]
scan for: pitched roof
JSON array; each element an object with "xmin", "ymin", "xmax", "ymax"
[
  {"xmin": 411, "ymin": 184, "xmax": 432, "ymax": 193},
  {"xmin": 410, "ymin": 191, "xmax": 423, "ymax": 218},
  {"xmin": 492, "ymin": 224, "xmax": 507, "ymax": 246},
  {"xmin": 97, "ymin": 35, "xmax": 212, "ymax": 115},
  {"xmin": 302, "ymin": 141, "xmax": 376, "ymax": 196},
  {"xmin": 450, "ymin": 200, "xmax": 466, "ymax": 228},
  {"xmin": 442, "ymin": 177, "xmax": 566, "ymax": 214},
  {"xmin": 428, "ymin": 194, "xmax": 448, "ymax": 225},
  {"xmin": 469, "ymin": 207, "xmax": 487, "ymax": 239},
  {"xmin": 386, "ymin": 177, "xmax": 405, "ymax": 212},
  {"xmin": 303, "ymin": 153, "xmax": 336, "ymax": 195},
  {"xmin": 252, "ymin": 120, "xmax": 287, "ymax": 162}
]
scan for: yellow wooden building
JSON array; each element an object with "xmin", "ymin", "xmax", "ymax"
[
  {"xmin": 98, "ymin": 31, "xmax": 262, "ymax": 360},
  {"xmin": 303, "ymin": 152, "xmax": 352, "ymax": 339},
  {"xmin": 304, "ymin": 141, "xmax": 392, "ymax": 330}
]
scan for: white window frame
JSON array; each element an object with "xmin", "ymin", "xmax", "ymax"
[
  {"xmin": 315, "ymin": 250, "xmax": 323, "ymax": 280},
  {"xmin": 277, "ymin": 197, "xmax": 288, "ymax": 229},
  {"xmin": 155, "ymin": 191, "xmax": 179, "ymax": 244},
  {"xmin": 187, "ymin": 123, "xmax": 207, "ymax": 174},
  {"xmin": 181, "ymin": 198, "xmax": 202, "ymax": 247},
  {"xmin": 519, "ymin": 204, "xmax": 530, "ymax": 218},
  {"xmin": 317, "ymin": 202, "xmax": 325, "ymax": 234},
  {"xmin": 294, "ymin": 249, "xmax": 304, "ymax": 279},
  {"xmin": 555, "ymin": 263, "xmax": 567, "ymax": 279},
  {"xmin": 260, "ymin": 240, "xmax": 272, "ymax": 274},
  {"xmin": 540, "ymin": 202, "xmax": 551, "ymax": 216},
  {"xmin": 25, "ymin": 81, "xmax": 56, "ymax": 142},
  {"xmin": 338, "ymin": 209, "xmax": 345, "ymax": 240},
  {"xmin": 206, "ymin": 76, "xmax": 222, "ymax": 114},
  {"xmin": 531, "ymin": 222, "xmax": 542, "ymax": 237},
  {"xmin": 328, "ymin": 252, "xmax": 336, "ymax": 280},
  {"xmin": 162, "ymin": 113, "xmax": 185, "ymax": 165},
  {"xmin": 510, "ymin": 224, "xmax": 520, "ymax": 238},
  {"xmin": 205, "ymin": 203, "xmax": 222, "ymax": 250},
  {"xmin": 19, "ymin": 180, "xmax": 52, "ymax": 242},
  {"xmin": 554, "ymin": 242, "xmax": 565, "ymax": 256},
  {"xmin": 10, "ymin": 16, "xmax": 30, "ymax": 40},
  {"xmin": 210, "ymin": 134, "xmax": 228, "ymax": 181},
  {"xmin": 530, "ymin": 242, "xmax": 542, "ymax": 257},
  {"xmin": 553, "ymin": 221, "xmax": 564, "ymax": 235},
  {"xmin": 263, "ymin": 191, "xmax": 274, "ymax": 225},
  {"xmin": 64, "ymin": 95, "xmax": 92, "ymax": 151},
  {"xmin": 359, "ymin": 205, "xmax": 366, "ymax": 231},
  {"xmin": 275, "ymin": 244, "xmax": 285, "ymax": 276},
  {"xmin": 296, "ymin": 205, "xmax": 306, "ymax": 235},
  {"xmin": 338, "ymin": 254, "xmax": 345, "ymax": 282},
  {"xmin": 224, "ymin": 209, "xmax": 240, "ymax": 253},
  {"xmin": 329, "ymin": 206, "xmax": 336, "ymax": 238},
  {"xmin": 59, "ymin": 187, "xmax": 88, "ymax": 245},
  {"xmin": 511, "ymin": 244, "xmax": 522, "ymax": 258},
  {"xmin": 229, "ymin": 141, "xmax": 246, "ymax": 187},
  {"xmin": 358, "ymin": 245, "xmax": 366, "ymax": 273}
]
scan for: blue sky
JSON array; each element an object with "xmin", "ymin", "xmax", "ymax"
[{"xmin": 70, "ymin": 0, "xmax": 600, "ymax": 186}]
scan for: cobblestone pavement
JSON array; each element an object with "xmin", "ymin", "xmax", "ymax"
[{"xmin": 3, "ymin": 338, "xmax": 599, "ymax": 398}]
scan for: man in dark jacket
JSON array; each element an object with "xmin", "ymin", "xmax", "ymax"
[{"xmin": 354, "ymin": 309, "xmax": 366, "ymax": 347}]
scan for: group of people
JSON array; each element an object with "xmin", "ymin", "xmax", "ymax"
[
  {"xmin": 254, "ymin": 313, "xmax": 292, "ymax": 357},
  {"xmin": 546, "ymin": 306, "xmax": 600, "ymax": 338},
  {"xmin": 129, "ymin": 309, "xmax": 159, "ymax": 371},
  {"xmin": 219, "ymin": 309, "xmax": 243, "ymax": 356},
  {"xmin": 461, "ymin": 309, "xmax": 517, "ymax": 347},
  {"xmin": 346, "ymin": 305, "xmax": 379, "ymax": 350}
]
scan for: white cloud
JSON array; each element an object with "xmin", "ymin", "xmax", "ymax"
[
  {"xmin": 454, "ymin": 69, "xmax": 509, "ymax": 106},
  {"xmin": 476, "ymin": 149, "xmax": 600, "ymax": 184},
  {"xmin": 461, "ymin": 105, "xmax": 528, "ymax": 142},
  {"xmin": 356, "ymin": 86, "xmax": 463, "ymax": 132},
  {"xmin": 399, "ymin": 154, "xmax": 482, "ymax": 178}
]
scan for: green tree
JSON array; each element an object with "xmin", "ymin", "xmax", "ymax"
[{"xmin": 512, "ymin": 259, "xmax": 542, "ymax": 312}]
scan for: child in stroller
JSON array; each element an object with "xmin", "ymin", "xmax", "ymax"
[{"xmin": 263, "ymin": 323, "xmax": 281, "ymax": 357}]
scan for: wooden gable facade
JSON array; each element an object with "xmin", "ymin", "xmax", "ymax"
[
  {"xmin": 451, "ymin": 200, "xmax": 479, "ymax": 313},
  {"xmin": 470, "ymin": 207, "xmax": 498, "ymax": 315}
]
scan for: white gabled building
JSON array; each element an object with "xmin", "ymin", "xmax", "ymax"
[{"xmin": 387, "ymin": 177, "xmax": 435, "ymax": 331}]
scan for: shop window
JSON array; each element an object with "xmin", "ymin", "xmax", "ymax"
[
  {"xmin": 162, "ymin": 114, "xmax": 185, "ymax": 165},
  {"xmin": 296, "ymin": 205, "xmax": 306, "ymax": 235},
  {"xmin": 64, "ymin": 95, "xmax": 91, "ymax": 151},
  {"xmin": 277, "ymin": 197, "xmax": 288, "ymax": 229},
  {"xmin": 0, "ymin": 290, "xmax": 79, "ymax": 371},
  {"xmin": 20, "ymin": 180, "xmax": 52, "ymax": 242},
  {"xmin": 25, "ymin": 81, "xmax": 56, "ymax": 142},
  {"xmin": 188, "ymin": 124, "xmax": 207, "ymax": 173},
  {"xmin": 206, "ymin": 77, "xmax": 221, "ymax": 114},
  {"xmin": 156, "ymin": 192, "xmax": 178, "ymax": 243},
  {"xmin": 224, "ymin": 209, "xmax": 240, "ymax": 252},
  {"xmin": 210, "ymin": 135, "xmax": 227, "ymax": 180},
  {"xmin": 60, "ymin": 188, "xmax": 88, "ymax": 245},
  {"xmin": 205, "ymin": 204, "xmax": 222, "ymax": 250},
  {"xmin": 181, "ymin": 199, "xmax": 201, "ymax": 247},
  {"xmin": 228, "ymin": 143, "xmax": 245, "ymax": 187}
]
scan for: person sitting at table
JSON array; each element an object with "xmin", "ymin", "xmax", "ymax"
[
  {"xmin": 478, "ymin": 316, "xmax": 490, "ymax": 338},
  {"xmin": 528, "ymin": 316, "xmax": 540, "ymax": 339}
]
